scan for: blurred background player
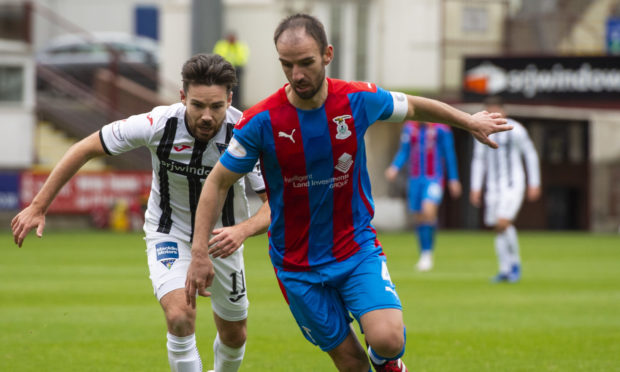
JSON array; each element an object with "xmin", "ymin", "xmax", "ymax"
[
  {"xmin": 385, "ymin": 121, "xmax": 461, "ymax": 272},
  {"xmin": 469, "ymin": 96, "xmax": 541, "ymax": 283},
  {"xmin": 213, "ymin": 31, "xmax": 249, "ymax": 109},
  {"xmin": 11, "ymin": 53, "xmax": 270, "ymax": 372}
]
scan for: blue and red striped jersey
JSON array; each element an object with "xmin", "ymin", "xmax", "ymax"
[
  {"xmin": 220, "ymin": 78, "xmax": 407, "ymax": 271},
  {"xmin": 391, "ymin": 121, "xmax": 459, "ymax": 183}
]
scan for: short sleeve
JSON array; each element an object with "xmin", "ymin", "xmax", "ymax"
[
  {"xmin": 100, "ymin": 112, "xmax": 154, "ymax": 155},
  {"xmin": 351, "ymin": 86, "xmax": 408, "ymax": 125},
  {"xmin": 384, "ymin": 91, "xmax": 408, "ymax": 122},
  {"xmin": 245, "ymin": 161, "xmax": 266, "ymax": 193},
  {"xmin": 219, "ymin": 112, "xmax": 267, "ymax": 174}
]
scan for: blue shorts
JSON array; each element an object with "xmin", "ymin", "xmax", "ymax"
[
  {"xmin": 408, "ymin": 178, "xmax": 444, "ymax": 212},
  {"xmin": 274, "ymin": 244, "xmax": 402, "ymax": 351}
]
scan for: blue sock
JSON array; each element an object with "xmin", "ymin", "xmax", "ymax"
[{"xmin": 417, "ymin": 223, "xmax": 436, "ymax": 253}]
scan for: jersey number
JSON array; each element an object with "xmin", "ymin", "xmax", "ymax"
[{"xmin": 228, "ymin": 270, "xmax": 246, "ymax": 302}]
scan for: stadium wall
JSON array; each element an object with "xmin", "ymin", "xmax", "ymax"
[{"xmin": 0, "ymin": 40, "xmax": 35, "ymax": 169}]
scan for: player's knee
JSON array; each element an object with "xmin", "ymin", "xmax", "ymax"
[
  {"xmin": 416, "ymin": 209, "xmax": 436, "ymax": 224},
  {"xmin": 367, "ymin": 326, "xmax": 405, "ymax": 358},
  {"xmin": 421, "ymin": 213, "xmax": 435, "ymax": 224},
  {"xmin": 166, "ymin": 307, "xmax": 195, "ymax": 336},
  {"xmin": 218, "ymin": 324, "xmax": 247, "ymax": 348}
]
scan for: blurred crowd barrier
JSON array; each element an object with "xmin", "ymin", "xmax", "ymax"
[{"xmin": 1, "ymin": 170, "xmax": 151, "ymax": 232}]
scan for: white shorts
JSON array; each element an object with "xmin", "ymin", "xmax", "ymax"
[
  {"xmin": 145, "ymin": 234, "xmax": 249, "ymax": 322},
  {"xmin": 484, "ymin": 188, "xmax": 524, "ymax": 226}
]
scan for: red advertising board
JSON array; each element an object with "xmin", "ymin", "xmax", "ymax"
[{"xmin": 20, "ymin": 171, "xmax": 152, "ymax": 214}]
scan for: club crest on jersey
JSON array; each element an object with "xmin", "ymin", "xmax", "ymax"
[
  {"xmin": 216, "ymin": 142, "xmax": 228, "ymax": 154},
  {"xmin": 156, "ymin": 241, "xmax": 179, "ymax": 269},
  {"xmin": 332, "ymin": 115, "xmax": 352, "ymax": 140}
]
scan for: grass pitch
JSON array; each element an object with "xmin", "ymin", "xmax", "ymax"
[{"xmin": 1, "ymin": 230, "xmax": 619, "ymax": 371}]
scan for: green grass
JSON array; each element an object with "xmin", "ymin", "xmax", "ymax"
[{"xmin": 1, "ymin": 230, "xmax": 619, "ymax": 371}]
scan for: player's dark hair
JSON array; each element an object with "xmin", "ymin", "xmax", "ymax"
[
  {"xmin": 181, "ymin": 53, "xmax": 237, "ymax": 94},
  {"xmin": 273, "ymin": 13, "xmax": 328, "ymax": 53}
]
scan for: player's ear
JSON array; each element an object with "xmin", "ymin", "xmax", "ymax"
[
  {"xmin": 323, "ymin": 45, "xmax": 334, "ymax": 66},
  {"xmin": 180, "ymin": 88, "xmax": 187, "ymax": 104},
  {"xmin": 227, "ymin": 90, "xmax": 233, "ymax": 107}
]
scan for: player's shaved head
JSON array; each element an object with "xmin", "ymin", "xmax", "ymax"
[{"xmin": 274, "ymin": 13, "xmax": 328, "ymax": 53}]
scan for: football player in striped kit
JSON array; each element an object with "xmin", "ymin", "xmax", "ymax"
[
  {"xmin": 185, "ymin": 14, "xmax": 511, "ymax": 372},
  {"xmin": 385, "ymin": 121, "xmax": 461, "ymax": 272},
  {"xmin": 12, "ymin": 54, "xmax": 270, "ymax": 372},
  {"xmin": 470, "ymin": 97, "xmax": 541, "ymax": 283}
]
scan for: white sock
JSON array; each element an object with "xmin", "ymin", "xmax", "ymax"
[
  {"xmin": 213, "ymin": 333, "xmax": 245, "ymax": 372},
  {"xmin": 504, "ymin": 225, "xmax": 521, "ymax": 266},
  {"xmin": 495, "ymin": 231, "xmax": 511, "ymax": 274},
  {"xmin": 167, "ymin": 332, "xmax": 202, "ymax": 372},
  {"xmin": 368, "ymin": 345, "xmax": 386, "ymax": 365}
]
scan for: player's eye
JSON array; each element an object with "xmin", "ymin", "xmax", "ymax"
[{"xmin": 192, "ymin": 103, "xmax": 205, "ymax": 109}]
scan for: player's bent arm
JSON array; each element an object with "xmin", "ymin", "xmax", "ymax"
[
  {"xmin": 404, "ymin": 95, "xmax": 511, "ymax": 148},
  {"xmin": 11, "ymin": 132, "xmax": 107, "ymax": 247},
  {"xmin": 247, "ymin": 192, "xmax": 270, "ymax": 236},
  {"xmin": 192, "ymin": 162, "xmax": 244, "ymax": 253},
  {"xmin": 208, "ymin": 193, "xmax": 271, "ymax": 258},
  {"xmin": 519, "ymin": 129, "xmax": 541, "ymax": 190}
]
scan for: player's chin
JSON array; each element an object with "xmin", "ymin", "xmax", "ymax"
[
  {"xmin": 195, "ymin": 130, "xmax": 215, "ymax": 142},
  {"xmin": 294, "ymin": 86, "xmax": 314, "ymax": 99}
]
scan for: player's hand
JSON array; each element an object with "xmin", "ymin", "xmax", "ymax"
[
  {"xmin": 184, "ymin": 250, "xmax": 214, "ymax": 309},
  {"xmin": 469, "ymin": 111, "xmax": 512, "ymax": 149},
  {"xmin": 469, "ymin": 190, "xmax": 482, "ymax": 207},
  {"xmin": 384, "ymin": 166, "xmax": 399, "ymax": 182},
  {"xmin": 11, "ymin": 206, "xmax": 46, "ymax": 247},
  {"xmin": 208, "ymin": 226, "xmax": 246, "ymax": 258},
  {"xmin": 527, "ymin": 186, "xmax": 541, "ymax": 202},
  {"xmin": 495, "ymin": 218, "xmax": 511, "ymax": 232},
  {"xmin": 448, "ymin": 180, "xmax": 462, "ymax": 199}
]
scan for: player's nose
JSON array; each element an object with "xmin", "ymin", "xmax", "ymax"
[
  {"xmin": 201, "ymin": 109, "xmax": 213, "ymax": 122},
  {"xmin": 292, "ymin": 65, "xmax": 305, "ymax": 81}
]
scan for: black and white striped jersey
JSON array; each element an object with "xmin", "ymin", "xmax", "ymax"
[
  {"xmin": 99, "ymin": 102, "xmax": 265, "ymax": 241},
  {"xmin": 470, "ymin": 118, "xmax": 540, "ymax": 194}
]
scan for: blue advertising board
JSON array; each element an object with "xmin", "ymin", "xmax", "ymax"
[
  {"xmin": 0, "ymin": 172, "xmax": 20, "ymax": 210},
  {"xmin": 607, "ymin": 18, "xmax": 620, "ymax": 55}
]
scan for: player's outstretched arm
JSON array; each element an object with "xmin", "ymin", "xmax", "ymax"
[
  {"xmin": 11, "ymin": 132, "xmax": 106, "ymax": 247},
  {"xmin": 186, "ymin": 162, "xmax": 244, "ymax": 309},
  {"xmin": 209, "ymin": 193, "xmax": 270, "ymax": 259},
  {"xmin": 405, "ymin": 96, "xmax": 512, "ymax": 148}
]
